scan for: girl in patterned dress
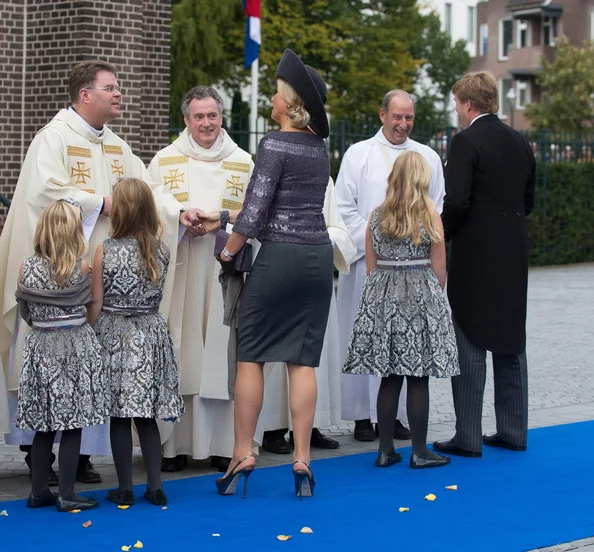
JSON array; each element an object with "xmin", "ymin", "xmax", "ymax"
[
  {"xmin": 88, "ymin": 178, "xmax": 184, "ymax": 506},
  {"xmin": 343, "ymin": 151, "xmax": 459, "ymax": 469},
  {"xmin": 16, "ymin": 199, "xmax": 107, "ymax": 512}
]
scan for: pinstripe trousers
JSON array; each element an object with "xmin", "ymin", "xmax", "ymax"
[{"xmin": 451, "ymin": 317, "xmax": 528, "ymax": 453}]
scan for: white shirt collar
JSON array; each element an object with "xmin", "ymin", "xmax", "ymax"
[
  {"xmin": 188, "ymin": 131, "xmax": 223, "ymax": 152},
  {"xmin": 470, "ymin": 113, "xmax": 490, "ymax": 126},
  {"xmin": 68, "ymin": 106, "xmax": 105, "ymax": 137},
  {"xmin": 376, "ymin": 128, "xmax": 410, "ymax": 150}
]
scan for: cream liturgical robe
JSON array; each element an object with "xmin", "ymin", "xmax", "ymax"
[
  {"xmin": 0, "ymin": 108, "xmax": 181, "ymax": 453},
  {"xmin": 148, "ymin": 128, "xmax": 254, "ymax": 460},
  {"xmin": 336, "ymin": 129, "xmax": 445, "ymax": 424},
  {"xmin": 259, "ymin": 179, "xmax": 356, "ymax": 434}
]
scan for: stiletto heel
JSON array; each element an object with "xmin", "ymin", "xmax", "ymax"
[
  {"xmin": 215, "ymin": 454, "xmax": 255, "ymax": 498},
  {"xmin": 293, "ymin": 460, "xmax": 315, "ymax": 499}
]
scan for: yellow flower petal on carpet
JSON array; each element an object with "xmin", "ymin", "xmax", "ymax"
[
  {"xmin": 300, "ymin": 527, "xmax": 313, "ymax": 534},
  {"xmin": 277, "ymin": 535, "xmax": 292, "ymax": 541},
  {"xmin": 133, "ymin": 541, "xmax": 143, "ymax": 549},
  {"xmin": 68, "ymin": 509, "xmax": 81, "ymax": 514},
  {"xmin": 424, "ymin": 494, "xmax": 437, "ymax": 501},
  {"xmin": 399, "ymin": 507, "xmax": 409, "ymax": 512},
  {"xmin": 446, "ymin": 485, "xmax": 458, "ymax": 490},
  {"xmin": 118, "ymin": 505, "xmax": 130, "ymax": 510},
  {"xmin": 121, "ymin": 547, "xmax": 131, "ymax": 551},
  {"xmin": 82, "ymin": 521, "xmax": 92, "ymax": 528}
]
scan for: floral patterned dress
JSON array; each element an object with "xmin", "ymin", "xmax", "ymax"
[
  {"xmin": 94, "ymin": 238, "xmax": 184, "ymax": 421},
  {"xmin": 17, "ymin": 257, "xmax": 107, "ymax": 432},
  {"xmin": 343, "ymin": 210, "xmax": 459, "ymax": 378}
]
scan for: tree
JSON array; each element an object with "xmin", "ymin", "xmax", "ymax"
[{"xmin": 525, "ymin": 37, "xmax": 594, "ymax": 131}]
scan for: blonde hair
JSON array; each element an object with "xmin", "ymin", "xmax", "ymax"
[
  {"xmin": 277, "ymin": 79, "xmax": 311, "ymax": 129},
  {"xmin": 110, "ymin": 178, "xmax": 163, "ymax": 282},
  {"xmin": 34, "ymin": 200, "xmax": 87, "ymax": 286},
  {"xmin": 452, "ymin": 71, "xmax": 499, "ymax": 114},
  {"xmin": 378, "ymin": 151, "xmax": 442, "ymax": 245}
]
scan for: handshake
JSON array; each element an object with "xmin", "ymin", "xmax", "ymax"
[{"xmin": 179, "ymin": 208, "xmax": 223, "ymax": 238}]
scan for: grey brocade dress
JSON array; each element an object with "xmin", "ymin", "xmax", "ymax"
[
  {"xmin": 17, "ymin": 257, "xmax": 108, "ymax": 432},
  {"xmin": 343, "ymin": 210, "xmax": 459, "ymax": 378},
  {"xmin": 93, "ymin": 238, "xmax": 184, "ymax": 422}
]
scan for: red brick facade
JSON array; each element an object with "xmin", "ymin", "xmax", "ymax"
[{"xmin": 0, "ymin": 0, "xmax": 171, "ymax": 228}]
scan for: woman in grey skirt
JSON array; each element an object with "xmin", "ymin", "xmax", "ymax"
[{"xmin": 216, "ymin": 49, "xmax": 333, "ymax": 499}]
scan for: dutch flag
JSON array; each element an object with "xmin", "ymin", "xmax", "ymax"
[{"xmin": 244, "ymin": 0, "xmax": 261, "ymax": 69}]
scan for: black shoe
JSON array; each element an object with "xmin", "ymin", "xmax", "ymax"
[
  {"xmin": 483, "ymin": 433, "xmax": 526, "ymax": 451},
  {"xmin": 374, "ymin": 450, "xmax": 402, "ymax": 467},
  {"xmin": 433, "ymin": 439, "xmax": 482, "ymax": 458},
  {"xmin": 410, "ymin": 451, "xmax": 451, "ymax": 469},
  {"xmin": 309, "ymin": 428, "xmax": 340, "ymax": 449},
  {"xmin": 106, "ymin": 489, "xmax": 135, "ymax": 506},
  {"xmin": 26, "ymin": 491, "xmax": 58, "ymax": 508},
  {"xmin": 216, "ymin": 454, "xmax": 255, "ymax": 498},
  {"xmin": 354, "ymin": 419, "xmax": 376, "ymax": 442},
  {"xmin": 24, "ymin": 450, "xmax": 58, "ymax": 487},
  {"xmin": 293, "ymin": 460, "xmax": 315, "ymax": 499},
  {"xmin": 393, "ymin": 420, "xmax": 411, "ymax": 440},
  {"xmin": 160, "ymin": 455, "xmax": 188, "ymax": 473},
  {"xmin": 56, "ymin": 494, "xmax": 99, "ymax": 512},
  {"xmin": 261, "ymin": 435, "xmax": 291, "ymax": 454},
  {"xmin": 144, "ymin": 488, "xmax": 168, "ymax": 506},
  {"xmin": 210, "ymin": 456, "xmax": 231, "ymax": 473},
  {"xmin": 76, "ymin": 456, "xmax": 101, "ymax": 484}
]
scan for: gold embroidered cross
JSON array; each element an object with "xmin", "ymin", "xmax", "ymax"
[
  {"xmin": 71, "ymin": 161, "xmax": 91, "ymax": 185},
  {"xmin": 164, "ymin": 168, "xmax": 184, "ymax": 191},
  {"xmin": 111, "ymin": 159, "xmax": 124, "ymax": 179},
  {"xmin": 226, "ymin": 175, "xmax": 244, "ymax": 197}
]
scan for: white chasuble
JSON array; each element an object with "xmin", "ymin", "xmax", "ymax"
[
  {"xmin": 335, "ymin": 129, "xmax": 445, "ymax": 423},
  {"xmin": 0, "ymin": 109, "xmax": 181, "ymax": 452}
]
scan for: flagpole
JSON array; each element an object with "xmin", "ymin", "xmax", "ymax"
[{"xmin": 249, "ymin": 57, "xmax": 259, "ymax": 154}]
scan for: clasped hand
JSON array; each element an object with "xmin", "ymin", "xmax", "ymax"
[{"xmin": 179, "ymin": 209, "xmax": 221, "ymax": 238}]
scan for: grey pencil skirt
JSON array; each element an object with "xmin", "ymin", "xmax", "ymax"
[{"xmin": 237, "ymin": 241, "xmax": 334, "ymax": 367}]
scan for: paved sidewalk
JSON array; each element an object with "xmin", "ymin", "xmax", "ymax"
[{"xmin": 1, "ymin": 263, "xmax": 593, "ymax": 551}]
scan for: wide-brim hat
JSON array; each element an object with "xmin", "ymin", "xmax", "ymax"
[{"xmin": 275, "ymin": 49, "xmax": 329, "ymax": 139}]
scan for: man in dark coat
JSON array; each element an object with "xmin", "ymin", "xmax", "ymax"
[{"xmin": 433, "ymin": 71, "xmax": 536, "ymax": 457}]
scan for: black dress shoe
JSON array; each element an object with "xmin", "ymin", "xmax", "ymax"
[
  {"xmin": 261, "ymin": 435, "xmax": 291, "ymax": 454},
  {"xmin": 354, "ymin": 419, "xmax": 376, "ymax": 442},
  {"xmin": 410, "ymin": 451, "xmax": 451, "ymax": 469},
  {"xmin": 26, "ymin": 491, "xmax": 58, "ymax": 508},
  {"xmin": 56, "ymin": 494, "xmax": 99, "ymax": 512},
  {"xmin": 210, "ymin": 456, "xmax": 231, "ymax": 472},
  {"xmin": 106, "ymin": 489, "xmax": 135, "ymax": 506},
  {"xmin": 308, "ymin": 428, "xmax": 340, "ymax": 449},
  {"xmin": 375, "ymin": 450, "xmax": 402, "ymax": 467},
  {"xmin": 76, "ymin": 456, "xmax": 102, "ymax": 484},
  {"xmin": 144, "ymin": 488, "xmax": 167, "ymax": 506},
  {"xmin": 483, "ymin": 433, "xmax": 526, "ymax": 451},
  {"xmin": 393, "ymin": 420, "xmax": 411, "ymax": 440},
  {"xmin": 433, "ymin": 439, "xmax": 482, "ymax": 458},
  {"xmin": 161, "ymin": 455, "xmax": 188, "ymax": 472}
]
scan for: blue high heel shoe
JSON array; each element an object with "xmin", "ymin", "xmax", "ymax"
[
  {"xmin": 293, "ymin": 460, "xmax": 315, "ymax": 499},
  {"xmin": 215, "ymin": 454, "xmax": 255, "ymax": 498}
]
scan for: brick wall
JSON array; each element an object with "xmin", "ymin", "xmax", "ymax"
[{"xmin": 0, "ymin": 0, "xmax": 171, "ymax": 229}]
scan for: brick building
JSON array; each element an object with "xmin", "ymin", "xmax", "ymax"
[{"xmin": 0, "ymin": 0, "xmax": 171, "ymax": 227}]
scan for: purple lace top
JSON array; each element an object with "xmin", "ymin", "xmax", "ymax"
[{"xmin": 233, "ymin": 131, "xmax": 331, "ymax": 245}]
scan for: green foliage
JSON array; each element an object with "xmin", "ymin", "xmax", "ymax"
[
  {"xmin": 528, "ymin": 161, "xmax": 594, "ymax": 265},
  {"xmin": 524, "ymin": 37, "xmax": 594, "ymax": 132}
]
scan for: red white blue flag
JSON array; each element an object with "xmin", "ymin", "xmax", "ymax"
[{"xmin": 243, "ymin": 0, "xmax": 261, "ymax": 69}]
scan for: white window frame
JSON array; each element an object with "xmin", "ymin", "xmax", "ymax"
[
  {"xmin": 516, "ymin": 18, "xmax": 531, "ymax": 48},
  {"xmin": 542, "ymin": 16, "xmax": 558, "ymax": 47},
  {"xmin": 445, "ymin": 2, "xmax": 452, "ymax": 35},
  {"xmin": 468, "ymin": 6, "xmax": 475, "ymax": 42},
  {"xmin": 515, "ymin": 81, "xmax": 531, "ymax": 110},
  {"xmin": 498, "ymin": 78, "xmax": 512, "ymax": 119},
  {"xmin": 498, "ymin": 18, "xmax": 514, "ymax": 61},
  {"xmin": 479, "ymin": 23, "xmax": 489, "ymax": 56},
  {"xmin": 590, "ymin": 10, "xmax": 594, "ymax": 41}
]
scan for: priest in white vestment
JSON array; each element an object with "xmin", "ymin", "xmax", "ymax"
[
  {"xmin": 336, "ymin": 90, "xmax": 445, "ymax": 441},
  {"xmin": 0, "ymin": 61, "xmax": 197, "ymax": 480},
  {"xmin": 148, "ymin": 86, "xmax": 255, "ymax": 472},
  {"xmin": 259, "ymin": 178, "xmax": 356, "ymax": 450}
]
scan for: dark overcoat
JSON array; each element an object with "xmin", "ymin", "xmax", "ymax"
[{"xmin": 442, "ymin": 114, "xmax": 536, "ymax": 354}]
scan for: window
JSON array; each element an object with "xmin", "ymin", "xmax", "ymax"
[
  {"xmin": 516, "ymin": 18, "xmax": 531, "ymax": 48},
  {"xmin": 445, "ymin": 3, "xmax": 452, "ymax": 35},
  {"xmin": 516, "ymin": 81, "xmax": 531, "ymax": 109},
  {"xmin": 542, "ymin": 17, "xmax": 558, "ymax": 46},
  {"xmin": 468, "ymin": 7, "xmax": 475, "ymax": 42},
  {"xmin": 479, "ymin": 23, "xmax": 489, "ymax": 55},
  {"xmin": 499, "ymin": 18, "xmax": 513, "ymax": 60},
  {"xmin": 499, "ymin": 78, "xmax": 513, "ymax": 118},
  {"xmin": 590, "ymin": 11, "xmax": 594, "ymax": 41}
]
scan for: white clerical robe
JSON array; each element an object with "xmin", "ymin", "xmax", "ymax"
[
  {"xmin": 336, "ymin": 129, "xmax": 445, "ymax": 423},
  {"xmin": 148, "ymin": 128, "xmax": 255, "ymax": 460},
  {"xmin": 0, "ymin": 108, "xmax": 181, "ymax": 454},
  {"xmin": 259, "ymin": 179, "xmax": 357, "ymax": 434}
]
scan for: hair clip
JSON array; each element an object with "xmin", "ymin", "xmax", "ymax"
[{"xmin": 60, "ymin": 197, "xmax": 83, "ymax": 221}]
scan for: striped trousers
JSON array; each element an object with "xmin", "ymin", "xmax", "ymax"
[{"xmin": 451, "ymin": 317, "xmax": 528, "ymax": 453}]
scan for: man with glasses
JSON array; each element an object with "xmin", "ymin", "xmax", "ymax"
[{"xmin": 0, "ymin": 60, "xmax": 199, "ymax": 497}]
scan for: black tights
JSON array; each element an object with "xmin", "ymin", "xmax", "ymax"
[
  {"xmin": 110, "ymin": 417, "xmax": 162, "ymax": 492},
  {"xmin": 377, "ymin": 375, "xmax": 430, "ymax": 456},
  {"xmin": 31, "ymin": 428, "xmax": 81, "ymax": 499}
]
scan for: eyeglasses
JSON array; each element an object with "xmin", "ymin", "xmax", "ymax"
[{"xmin": 87, "ymin": 85, "xmax": 121, "ymax": 94}]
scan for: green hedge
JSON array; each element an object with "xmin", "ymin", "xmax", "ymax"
[{"xmin": 528, "ymin": 162, "xmax": 594, "ymax": 265}]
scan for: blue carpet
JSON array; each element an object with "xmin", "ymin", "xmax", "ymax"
[{"xmin": 2, "ymin": 421, "xmax": 594, "ymax": 552}]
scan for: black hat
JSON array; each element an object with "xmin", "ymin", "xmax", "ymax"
[{"xmin": 275, "ymin": 49, "xmax": 329, "ymax": 139}]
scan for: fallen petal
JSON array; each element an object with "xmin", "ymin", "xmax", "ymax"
[
  {"xmin": 424, "ymin": 494, "xmax": 437, "ymax": 501},
  {"xmin": 68, "ymin": 509, "xmax": 81, "ymax": 514},
  {"xmin": 82, "ymin": 521, "xmax": 92, "ymax": 528},
  {"xmin": 161, "ymin": 506, "xmax": 168, "ymax": 511},
  {"xmin": 445, "ymin": 485, "xmax": 458, "ymax": 491},
  {"xmin": 121, "ymin": 547, "xmax": 131, "ymax": 551},
  {"xmin": 300, "ymin": 527, "xmax": 313, "ymax": 534},
  {"xmin": 399, "ymin": 507, "xmax": 409, "ymax": 512},
  {"xmin": 0, "ymin": 510, "xmax": 7, "ymax": 516},
  {"xmin": 277, "ymin": 535, "xmax": 292, "ymax": 541},
  {"xmin": 118, "ymin": 505, "xmax": 130, "ymax": 510},
  {"xmin": 133, "ymin": 541, "xmax": 143, "ymax": 549},
  {"xmin": 212, "ymin": 534, "xmax": 220, "ymax": 537}
]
